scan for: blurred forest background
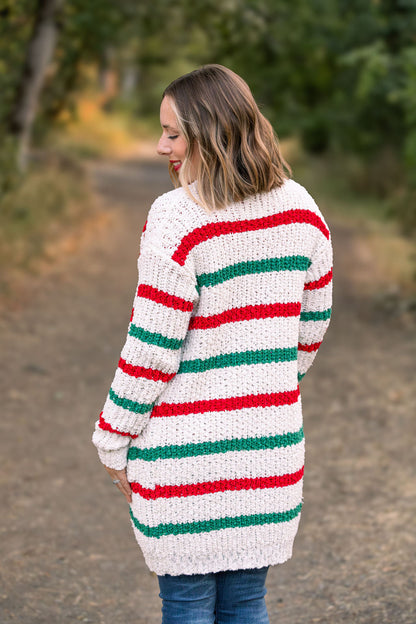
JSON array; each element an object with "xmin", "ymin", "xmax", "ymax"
[{"xmin": 1, "ymin": 0, "xmax": 416, "ymax": 301}]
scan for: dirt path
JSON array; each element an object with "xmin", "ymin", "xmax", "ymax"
[{"xmin": 0, "ymin": 159, "xmax": 415, "ymax": 624}]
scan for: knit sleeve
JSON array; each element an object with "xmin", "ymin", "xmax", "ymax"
[
  {"xmin": 92, "ymin": 223, "xmax": 199, "ymax": 470},
  {"xmin": 297, "ymin": 235, "xmax": 333, "ymax": 381}
]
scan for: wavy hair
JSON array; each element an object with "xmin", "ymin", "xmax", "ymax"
[{"xmin": 162, "ymin": 64, "xmax": 291, "ymax": 211}]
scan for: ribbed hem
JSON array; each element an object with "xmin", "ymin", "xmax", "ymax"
[
  {"xmin": 97, "ymin": 447, "xmax": 128, "ymax": 470},
  {"xmin": 141, "ymin": 540, "xmax": 294, "ymax": 576}
]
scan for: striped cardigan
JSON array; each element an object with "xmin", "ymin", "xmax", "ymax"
[{"xmin": 92, "ymin": 179, "xmax": 333, "ymax": 575}]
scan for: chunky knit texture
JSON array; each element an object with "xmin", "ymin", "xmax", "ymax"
[{"xmin": 92, "ymin": 179, "xmax": 333, "ymax": 575}]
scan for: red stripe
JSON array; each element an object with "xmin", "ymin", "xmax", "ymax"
[
  {"xmin": 172, "ymin": 209, "xmax": 330, "ymax": 266},
  {"xmin": 142, "ymin": 219, "xmax": 147, "ymax": 233},
  {"xmin": 151, "ymin": 387, "xmax": 300, "ymax": 417},
  {"xmin": 129, "ymin": 307, "xmax": 134, "ymax": 323},
  {"xmin": 98, "ymin": 412, "xmax": 138, "ymax": 439},
  {"xmin": 304, "ymin": 268, "xmax": 332, "ymax": 291},
  {"xmin": 189, "ymin": 302, "xmax": 301, "ymax": 330},
  {"xmin": 118, "ymin": 357, "xmax": 175, "ymax": 382},
  {"xmin": 131, "ymin": 467, "xmax": 304, "ymax": 500},
  {"xmin": 298, "ymin": 341, "xmax": 321, "ymax": 352},
  {"xmin": 137, "ymin": 284, "xmax": 193, "ymax": 312}
]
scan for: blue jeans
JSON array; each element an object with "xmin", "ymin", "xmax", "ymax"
[{"xmin": 157, "ymin": 566, "xmax": 269, "ymax": 624}]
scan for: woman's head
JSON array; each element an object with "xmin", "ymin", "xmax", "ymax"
[{"xmin": 158, "ymin": 64, "xmax": 290, "ymax": 211}]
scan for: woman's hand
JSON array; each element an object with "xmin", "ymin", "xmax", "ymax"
[{"xmin": 104, "ymin": 466, "xmax": 132, "ymax": 504}]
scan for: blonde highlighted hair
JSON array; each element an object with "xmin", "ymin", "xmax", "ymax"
[{"xmin": 163, "ymin": 64, "xmax": 291, "ymax": 211}]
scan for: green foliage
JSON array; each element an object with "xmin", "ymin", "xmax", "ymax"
[
  {"xmin": 0, "ymin": 135, "xmax": 21, "ymax": 193},
  {"xmin": 0, "ymin": 158, "xmax": 91, "ymax": 287},
  {"xmin": 39, "ymin": 0, "xmax": 128, "ymax": 122},
  {"xmin": 1, "ymin": 0, "xmax": 416, "ymax": 234},
  {"xmin": 0, "ymin": 0, "xmax": 34, "ymax": 133}
]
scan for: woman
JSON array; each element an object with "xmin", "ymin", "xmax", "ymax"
[{"xmin": 93, "ymin": 64, "xmax": 333, "ymax": 623}]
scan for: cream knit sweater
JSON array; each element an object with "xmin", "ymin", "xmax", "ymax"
[{"xmin": 92, "ymin": 179, "xmax": 333, "ymax": 575}]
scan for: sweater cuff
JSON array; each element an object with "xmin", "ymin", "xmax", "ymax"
[{"xmin": 97, "ymin": 446, "xmax": 129, "ymax": 470}]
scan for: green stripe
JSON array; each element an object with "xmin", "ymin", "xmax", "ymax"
[
  {"xmin": 129, "ymin": 323, "xmax": 184, "ymax": 350},
  {"xmin": 300, "ymin": 308, "xmax": 331, "ymax": 322},
  {"xmin": 298, "ymin": 372, "xmax": 306, "ymax": 382},
  {"xmin": 178, "ymin": 347, "xmax": 298, "ymax": 374},
  {"xmin": 128, "ymin": 426, "xmax": 304, "ymax": 462},
  {"xmin": 109, "ymin": 388, "xmax": 153, "ymax": 414},
  {"xmin": 129, "ymin": 503, "xmax": 302, "ymax": 538},
  {"xmin": 197, "ymin": 256, "xmax": 311, "ymax": 288}
]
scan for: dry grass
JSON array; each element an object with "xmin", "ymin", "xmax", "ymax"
[
  {"xmin": 0, "ymin": 95, "xmax": 158, "ymax": 303},
  {"xmin": 361, "ymin": 221, "xmax": 415, "ymax": 295},
  {"xmin": 48, "ymin": 96, "xmax": 156, "ymax": 160},
  {"xmin": 0, "ymin": 158, "xmax": 110, "ymax": 301}
]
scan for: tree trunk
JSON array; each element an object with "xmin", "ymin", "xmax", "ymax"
[
  {"xmin": 121, "ymin": 66, "xmax": 139, "ymax": 98},
  {"xmin": 97, "ymin": 47, "xmax": 119, "ymax": 111},
  {"xmin": 9, "ymin": 0, "xmax": 64, "ymax": 172}
]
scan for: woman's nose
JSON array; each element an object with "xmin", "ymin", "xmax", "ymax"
[{"xmin": 157, "ymin": 136, "xmax": 171, "ymax": 156}]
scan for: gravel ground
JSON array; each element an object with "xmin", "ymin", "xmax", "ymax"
[{"xmin": 0, "ymin": 158, "xmax": 415, "ymax": 623}]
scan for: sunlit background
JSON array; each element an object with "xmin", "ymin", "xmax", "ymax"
[{"xmin": 1, "ymin": 0, "xmax": 415, "ymax": 294}]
